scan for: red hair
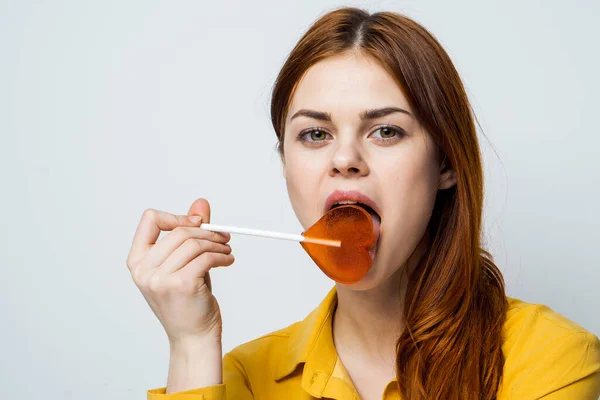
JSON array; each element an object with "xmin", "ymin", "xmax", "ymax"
[{"xmin": 270, "ymin": 7, "xmax": 507, "ymax": 400}]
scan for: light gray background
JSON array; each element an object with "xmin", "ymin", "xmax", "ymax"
[{"xmin": 1, "ymin": 0, "xmax": 598, "ymax": 398}]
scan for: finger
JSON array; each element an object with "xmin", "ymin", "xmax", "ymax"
[
  {"xmin": 127, "ymin": 209, "xmax": 202, "ymax": 269},
  {"xmin": 176, "ymin": 252, "xmax": 235, "ymax": 284},
  {"xmin": 141, "ymin": 227, "xmax": 230, "ymax": 272},
  {"xmin": 157, "ymin": 238, "xmax": 232, "ymax": 274},
  {"xmin": 187, "ymin": 198, "xmax": 211, "ymax": 223},
  {"xmin": 188, "ymin": 198, "xmax": 230, "ymax": 242}
]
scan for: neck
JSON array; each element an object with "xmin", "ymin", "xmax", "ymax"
[{"xmin": 332, "ymin": 234, "xmax": 428, "ymax": 364}]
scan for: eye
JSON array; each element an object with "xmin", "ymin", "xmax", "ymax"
[
  {"xmin": 370, "ymin": 125, "xmax": 405, "ymax": 142},
  {"xmin": 297, "ymin": 128, "xmax": 331, "ymax": 145}
]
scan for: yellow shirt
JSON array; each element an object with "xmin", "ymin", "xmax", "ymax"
[{"xmin": 148, "ymin": 287, "xmax": 600, "ymax": 399}]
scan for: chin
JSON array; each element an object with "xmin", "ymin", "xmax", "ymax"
[{"xmin": 336, "ymin": 255, "xmax": 398, "ymax": 291}]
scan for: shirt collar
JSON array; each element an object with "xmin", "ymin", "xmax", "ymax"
[{"xmin": 274, "ymin": 285, "xmax": 339, "ymax": 397}]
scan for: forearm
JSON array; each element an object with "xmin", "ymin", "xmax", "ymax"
[{"xmin": 166, "ymin": 336, "xmax": 223, "ymax": 394}]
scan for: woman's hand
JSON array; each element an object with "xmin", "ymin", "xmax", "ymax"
[{"xmin": 126, "ymin": 198, "xmax": 234, "ymax": 347}]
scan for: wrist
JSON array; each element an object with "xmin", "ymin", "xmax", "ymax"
[
  {"xmin": 169, "ymin": 333, "xmax": 222, "ymax": 354},
  {"xmin": 166, "ymin": 335, "xmax": 223, "ymax": 394}
]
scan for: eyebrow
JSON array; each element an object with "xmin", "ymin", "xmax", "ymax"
[{"xmin": 289, "ymin": 106, "xmax": 413, "ymax": 122}]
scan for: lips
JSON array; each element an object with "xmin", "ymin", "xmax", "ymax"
[
  {"xmin": 324, "ymin": 190, "xmax": 382, "ymax": 217},
  {"xmin": 324, "ymin": 190, "xmax": 382, "ymax": 260}
]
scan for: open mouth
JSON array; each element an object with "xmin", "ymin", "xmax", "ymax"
[{"xmin": 331, "ymin": 202, "xmax": 379, "ymax": 220}]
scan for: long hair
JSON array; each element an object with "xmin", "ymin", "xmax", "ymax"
[{"xmin": 270, "ymin": 7, "xmax": 507, "ymax": 400}]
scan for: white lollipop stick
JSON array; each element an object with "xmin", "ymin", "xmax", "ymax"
[{"xmin": 199, "ymin": 223, "xmax": 341, "ymax": 247}]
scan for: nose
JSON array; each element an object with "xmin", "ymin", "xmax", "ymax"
[{"xmin": 329, "ymin": 140, "xmax": 369, "ymax": 178}]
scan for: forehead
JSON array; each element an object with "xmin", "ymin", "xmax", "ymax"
[{"xmin": 287, "ymin": 51, "xmax": 412, "ymax": 120}]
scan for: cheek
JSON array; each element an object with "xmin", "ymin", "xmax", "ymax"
[
  {"xmin": 392, "ymin": 157, "xmax": 439, "ymax": 204},
  {"xmin": 284, "ymin": 155, "xmax": 324, "ymax": 230},
  {"xmin": 380, "ymin": 154, "xmax": 440, "ymax": 249}
]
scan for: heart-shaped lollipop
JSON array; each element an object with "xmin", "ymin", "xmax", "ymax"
[
  {"xmin": 300, "ymin": 204, "xmax": 377, "ymax": 284},
  {"xmin": 194, "ymin": 201, "xmax": 378, "ymax": 284}
]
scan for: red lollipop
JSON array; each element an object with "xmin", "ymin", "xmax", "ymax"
[
  {"xmin": 193, "ymin": 202, "xmax": 380, "ymax": 284},
  {"xmin": 301, "ymin": 204, "xmax": 379, "ymax": 284}
]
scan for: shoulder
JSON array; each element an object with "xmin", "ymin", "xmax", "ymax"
[
  {"xmin": 222, "ymin": 317, "xmax": 307, "ymax": 383},
  {"xmin": 503, "ymin": 297, "xmax": 599, "ymax": 355},
  {"xmin": 226, "ymin": 321, "xmax": 299, "ymax": 362},
  {"xmin": 221, "ymin": 287, "xmax": 334, "ymax": 386},
  {"xmin": 500, "ymin": 297, "xmax": 600, "ymax": 399},
  {"xmin": 505, "ymin": 297, "xmax": 591, "ymax": 336},
  {"xmin": 223, "ymin": 288, "xmax": 335, "ymax": 381}
]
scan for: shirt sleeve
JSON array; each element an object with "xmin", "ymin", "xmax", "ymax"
[
  {"xmin": 146, "ymin": 351, "xmax": 254, "ymax": 400},
  {"xmin": 510, "ymin": 331, "xmax": 600, "ymax": 400},
  {"xmin": 147, "ymin": 384, "xmax": 226, "ymax": 400}
]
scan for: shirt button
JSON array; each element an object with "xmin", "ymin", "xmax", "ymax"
[{"xmin": 310, "ymin": 372, "xmax": 319, "ymax": 385}]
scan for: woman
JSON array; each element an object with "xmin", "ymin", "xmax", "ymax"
[{"xmin": 127, "ymin": 7, "xmax": 600, "ymax": 400}]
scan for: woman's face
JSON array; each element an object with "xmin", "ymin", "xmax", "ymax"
[{"xmin": 282, "ymin": 51, "xmax": 456, "ymax": 290}]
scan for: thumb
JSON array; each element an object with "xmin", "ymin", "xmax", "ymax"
[{"xmin": 187, "ymin": 198, "xmax": 211, "ymax": 223}]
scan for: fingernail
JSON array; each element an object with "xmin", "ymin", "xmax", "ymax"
[{"xmin": 189, "ymin": 216, "xmax": 202, "ymax": 224}]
